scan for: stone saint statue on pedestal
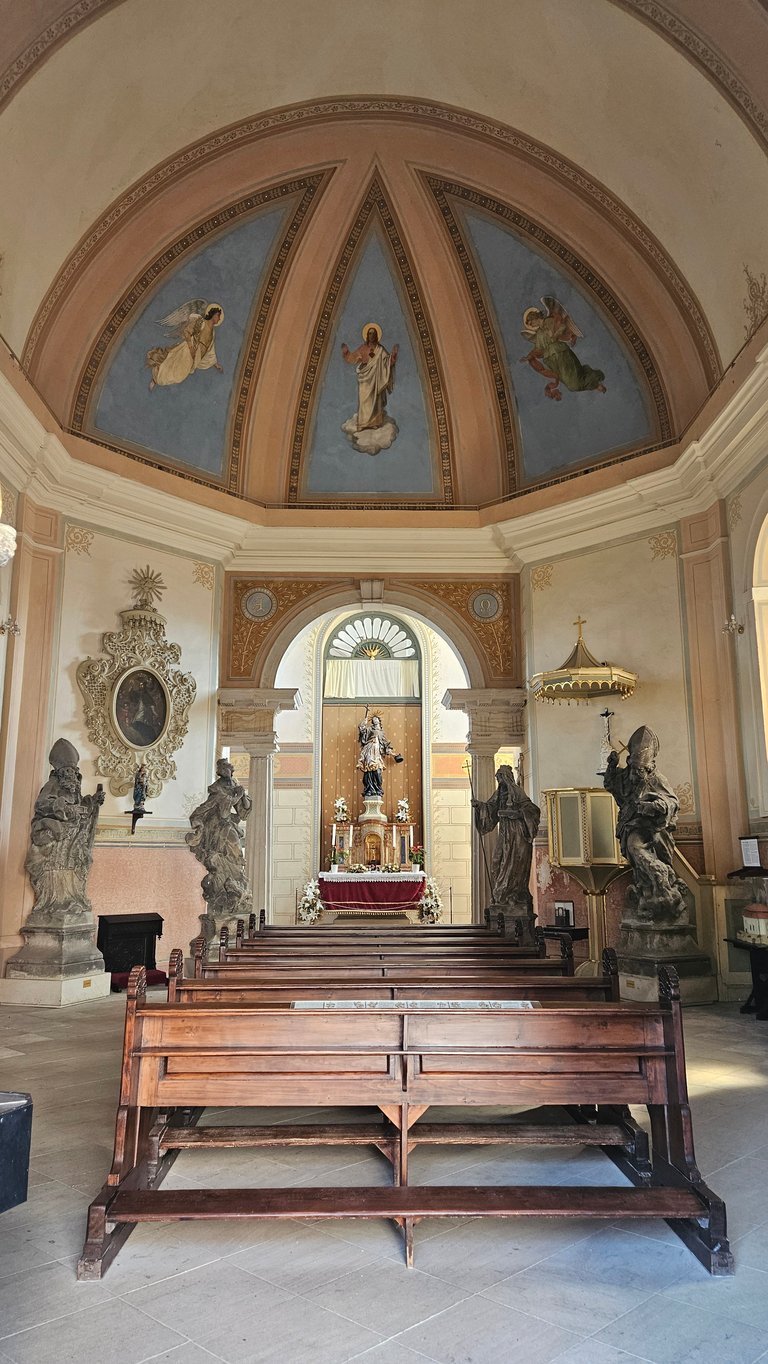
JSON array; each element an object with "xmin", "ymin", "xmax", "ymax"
[
  {"xmin": 472, "ymin": 764, "xmax": 541, "ymax": 932},
  {"xmin": 186, "ymin": 758, "xmax": 253, "ymax": 941},
  {"xmin": 6, "ymin": 738, "xmax": 106, "ymax": 981},
  {"xmin": 603, "ymin": 726, "xmax": 687, "ymax": 925},
  {"xmin": 356, "ymin": 709, "xmax": 403, "ymax": 799}
]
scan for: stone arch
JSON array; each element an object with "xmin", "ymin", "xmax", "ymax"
[{"xmin": 258, "ymin": 585, "xmax": 487, "ymax": 689}]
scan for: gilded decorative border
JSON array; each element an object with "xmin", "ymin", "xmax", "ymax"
[
  {"xmin": 427, "ymin": 176, "xmax": 672, "ymax": 448},
  {"xmin": 416, "ymin": 579, "xmax": 518, "ymax": 679},
  {"xmin": 22, "ymin": 98, "xmax": 719, "ymax": 386},
  {"xmin": 286, "ymin": 174, "xmax": 453, "ymax": 506},
  {"xmin": 229, "ymin": 577, "xmax": 335, "ymax": 679},
  {"xmin": 71, "ymin": 173, "xmax": 331, "ymax": 490}
]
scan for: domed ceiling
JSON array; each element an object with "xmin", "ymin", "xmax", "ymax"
[{"xmin": 2, "ymin": 0, "xmax": 768, "ymax": 513}]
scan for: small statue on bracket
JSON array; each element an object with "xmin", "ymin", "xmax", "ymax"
[{"xmin": 126, "ymin": 762, "xmax": 152, "ymax": 835}]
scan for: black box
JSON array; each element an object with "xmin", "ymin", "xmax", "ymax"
[{"xmin": 0, "ymin": 1092, "xmax": 33, "ymax": 1213}]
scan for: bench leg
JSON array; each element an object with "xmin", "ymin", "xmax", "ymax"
[{"xmin": 647, "ymin": 1106, "xmax": 734, "ymax": 1276}]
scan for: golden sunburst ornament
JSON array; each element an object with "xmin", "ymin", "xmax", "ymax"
[
  {"xmin": 361, "ymin": 643, "xmax": 383, "ymax": 658},
  {"xmin": 129, "ymin": 565, "xmax": 167, "ymax": 610}
]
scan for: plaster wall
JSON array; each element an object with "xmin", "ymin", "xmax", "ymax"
[
  {"xmin": 42, "ymin": 526, "xmax": 219, "ymax": 951},
  {"xmin": 1, "ymin": 0, "xmax": 764, "ymax": 367},
  {"xmin": 527, "ymin": 531, "xmax": 696, "ymax": 817}
]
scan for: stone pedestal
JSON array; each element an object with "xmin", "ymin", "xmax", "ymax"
[
  {"xmin": 0, "ymin": 973, "xmax": 111, "ymax": 1007},
  {"xmin": 1, "ymin": 918, "xmax": 109, "ymax": 1007},
  {"xmin": 618, "ymin": 920, "xmax": 717, "ymax": 1004},
  {"xmin": 490, "ymin": 894, "xmax": 537, "ymax": 945}
]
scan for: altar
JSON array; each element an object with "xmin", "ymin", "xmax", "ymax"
[{"xmin": 318, "ymin": 870, "xmax": 426, "ymax": 919}]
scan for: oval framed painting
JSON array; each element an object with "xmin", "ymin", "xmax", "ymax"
[{"xmin": 111, "ymin": 667, "xmax": 170, "ymax": 750}]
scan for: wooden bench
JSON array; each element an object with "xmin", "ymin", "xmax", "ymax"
[
  {"xmin": 78, "ymin": 963, "xmax": 733, "ymax": 1280},
  {"xmin": 244, "ymin": 908, "xmax": 510, "ymax": 936},
  {"xmin": 171, "ymin": 945, "xmax": 616, "ymax": 1003}
]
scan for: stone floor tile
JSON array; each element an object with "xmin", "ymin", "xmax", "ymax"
[
  {"xmin": 348, "ymin": 1343, "xmax": 438, "ymax": 1363},
  {"xmin": 0, "ymin": 1299, "xmax": 186, "ymax": 1364},
  {"xmin": 0, "ymin": 1230, "xmax": 61, "ymax": 1281},
  {"xmin": 549, "ymin": 1343, "xmax": 646, "ymax": 1363},
  {"xmin": 305, "ymin": 1258, "xmax": 469, "ymax": 1335},
  {"xmin": 482, "ymin": 1226, "xmax": 699, "ymax": 1335},
  {"xmin": 400, "ymin": 1217, "xmax": 599, "ymax": 1293},
  {"xmin": 100, "ymin": 1220, "xmax": 276, "ymax": 1295},
  {"xmin": 397, "ymin": 1294, "xmax": 583, "ymax": 1364},
  {"xmin": 136, "ymin": 1347, "xmax": 228, "ymax": 1363},
  {"xmin": 697, "ymin": 1156, "xmax": 768, "ymax": 1237},
  {"xmin": 732, "ymin": 1218, "xmax": 768, "ymax": 1270},
  {"xmin": 661, "ymin": 1263, "xmax": 768, "ymax": 1333},
  {"xmin": 595, "ymin": 1295, "xmax": 768, "ymax": 1364},
  {"xmin": 0, "ymin": 1260, "xmax": 114, "ymax": 1338},
  {"xmin": 126, "ymin": 1257, "xmax": 381, "ymax": 1363},
  {"xmin": 229, "ymin": 1219, "xmax": 391, "ymax": 1293}
]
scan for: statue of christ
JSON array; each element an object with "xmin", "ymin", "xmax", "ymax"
[{"xmin": 341, "ymin": 323, "xmax": 399, "ymax": 455}]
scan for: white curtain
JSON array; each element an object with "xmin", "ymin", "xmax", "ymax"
[{"xmin": 324, "ymin": 659, "xmax": 420, "ymax": 699}]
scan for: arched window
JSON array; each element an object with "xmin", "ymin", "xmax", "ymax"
[{"xmin": 323, "ymin": 613, "xmax": 421, "ymax": 701}]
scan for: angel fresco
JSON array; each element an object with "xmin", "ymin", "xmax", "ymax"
[
  {"xmin": 145, "ymin": 299, "xmax": 224, "ymax": 390},
  {"xmin": 340, "ymin": 323, "xmax": 399, "ymax": 455},
  {"xmin": 519, "ymin": 296, "xmax": 606, "ymax": 402}
]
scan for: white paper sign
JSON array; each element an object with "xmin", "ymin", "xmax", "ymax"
[{"xmin": 292, "ymin": 999, "xmax": 539, "ymax": 1010}]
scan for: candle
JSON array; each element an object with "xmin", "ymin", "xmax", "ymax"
[{"xmin": 331, "ymin": 823, "xmax": 337, "ymax": 847}]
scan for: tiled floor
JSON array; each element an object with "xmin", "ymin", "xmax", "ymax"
[{"xmin": 0, "ymin": 997, "xmax": 767, "ymax": 1364}]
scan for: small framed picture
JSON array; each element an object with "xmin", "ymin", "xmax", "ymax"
[{"xmin": 553, "ymin": 900, "xmax": 575, "ymax": 928}]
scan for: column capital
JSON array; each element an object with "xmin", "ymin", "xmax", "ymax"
[
  {"xmin": 218, "ymin": 688, "xmax": 301, "ymax": 748},
  {"xmin": 442, "ymin": 688, "xmax": 527, "ymax": 756}
]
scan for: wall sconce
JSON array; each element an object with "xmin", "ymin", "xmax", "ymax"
[
  {"xmin": 0, "ymin": 616, "xmax": 20, "ymax": 637},
  {"xmin": 723, "ymin": 614, "xmax": 745, "ymax": 636}
]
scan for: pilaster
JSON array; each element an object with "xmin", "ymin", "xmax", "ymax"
[
  {"xmin": 0, "ymin": 500, "xmax": 62, "ymax": 972},
  {"xmin": 679, "ymin": 503, "xmax": 748, "ymax": 879},
  {"xmin": 218, "ymin": 687, "xmax": 300, "ymax": 921},
  {"xmin": 442, "ymin": 688, "xmax": 527, "ymax": 921}
]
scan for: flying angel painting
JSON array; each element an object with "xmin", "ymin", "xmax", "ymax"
[
  {"xmin": 145, "ymin": 299, "xmax": 224, "ymax": 391},
  {"xmin": 519, "ymin": 296, "xmax": 606, "ymax": 401}
]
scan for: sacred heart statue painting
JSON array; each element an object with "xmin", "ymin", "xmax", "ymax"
[
  {"xmin": 340, "ymin": 323, "xmax": 400, "ymax": 455},
  {"xmin": 519, "ymin": 297, "xmax": 606, "ymax": 402},
  {"xmin": 112, "ymin": 667, "xmax": 169, "ymax": 749},
  {"xmin": 145, "ymin": 299, "xmax": 225, "ymax": 391}
]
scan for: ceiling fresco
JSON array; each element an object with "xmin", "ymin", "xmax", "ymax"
[{"xmin": 6, "ymin": 0, "xmax": 764, "ymax": 513}]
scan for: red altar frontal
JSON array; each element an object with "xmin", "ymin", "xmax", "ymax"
[{"xmin": 318, "ymin": 871, "xmax": 426, "ymax": 918}]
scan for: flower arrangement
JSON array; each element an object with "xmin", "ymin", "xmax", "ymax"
[
  {"xmin": 329, "ymin": 848, "xmax": 346, "ymax": 867},
  {"xmin": 381, "ymin": 863, "xmax": 401, "ymax": 874},
  {"xmin": 409, "ymin": 843, "xmax": 425, "ymax": 869},
  {"xmin": 395, "ymin": 798, "xmax": 411, "ymax": 823},
  {"xmin": 418, "ymin": 876, "xmax": 443, "ymax": 924},
  {"xmin": 345, "ymin": 862, "xmax": 368, "ymax": 874},
  {"xmin": 333, "ymin": 796, "xmax": 350, "ymax": 822},
  {"xmin": 298, "ymin": 878, "xmax": 322, "ymax": 923}
]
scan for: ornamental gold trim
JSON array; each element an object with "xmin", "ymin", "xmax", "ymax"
[{"xmin": 76, "ymin": 568, "xmax": 196, "ymax": 796}]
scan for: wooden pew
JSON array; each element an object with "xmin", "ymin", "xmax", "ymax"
[
  {"xmin": 78, "ymin": 963, "xmax": 733, "ymax": 1280},
  {"xmin": 170, "ymin": 945, "xmax": 617, "ymax": 1003},
  {"xmin": 195, "ymin": 950, "xmax": 575, "ymax": 984},
  {"xmin": 245, "ymin": 907, "xmax": 509, "ymax": 937}
]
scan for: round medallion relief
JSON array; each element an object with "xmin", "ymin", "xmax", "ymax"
[
  {"xmin": 469, "ymin": 590, "xmax": 502, "ymax": 622},
  {"xmin": 241, "ymin": 588, "xmax": 277, "ymax": 621}
]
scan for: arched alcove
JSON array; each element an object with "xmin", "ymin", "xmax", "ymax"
[{"xmin": 269, "ymin": 601, "xmax": 472, "ymax": 922}]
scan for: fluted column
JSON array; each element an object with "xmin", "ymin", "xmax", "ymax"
[
  {"xmin": 218, "ymin": 687, "xmax": 300, "ymax": 923},
  {"xmin": 442, "ymin": 689, "xmax": 528, "ymax": 923}
]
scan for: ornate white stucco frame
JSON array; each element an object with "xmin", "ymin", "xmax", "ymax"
[{"xmin": 76, "ymin": 599, "xmax": 196, "ymax": 797}]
